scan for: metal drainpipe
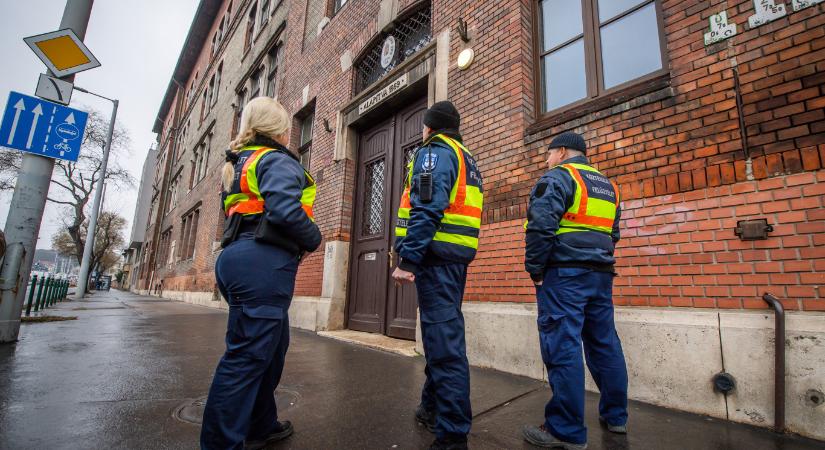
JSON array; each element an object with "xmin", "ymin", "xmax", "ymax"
[
  {"xmin": 732, "ymin": 67, "xmax": 754, "ymax": 180},
  {"xmin": 762, "ymin": 293, "xmax": 785, "ymax": 433}
]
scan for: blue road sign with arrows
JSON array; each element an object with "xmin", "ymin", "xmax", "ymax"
[{"xmin": 0, "ymin": 91, "xmax": 88, "ymax": 162}]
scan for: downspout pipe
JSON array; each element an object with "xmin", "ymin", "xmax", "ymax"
[{"xmin": 762, "ymin": 293, "xmax": 785, "ymax": 433}]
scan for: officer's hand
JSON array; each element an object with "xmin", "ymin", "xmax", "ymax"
[
  {"xmin": 534, "ymin": 281, "xmax": 543, "ymax": 287},
  {"xmin": 392, "ymin": 267, "xmax": 416, "ymax": 285}
]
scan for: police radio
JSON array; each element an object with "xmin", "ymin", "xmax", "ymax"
[{"xmin": 419, "ymin": 146, "xmax": 433, "ymax": 203}]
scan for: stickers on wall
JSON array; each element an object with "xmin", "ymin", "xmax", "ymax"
[
  {"xmin": 704, "ymin": 11, "xmax": 737, "ymax": 45},
  {"xmin": 792, "ymin": 0, "xmax": 824, "ymax": 11},
  {"xmin": 704, "ymin": 0, "xmax": 822, "ymax": 46},
  {"xmin": 748, "ymin": 0, "xmax": 788, "ymax": 28}
]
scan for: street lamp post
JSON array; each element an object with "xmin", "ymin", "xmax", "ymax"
[{"xmin": 73, "ymin": 86, "xmax": 118, "ymax": 299}]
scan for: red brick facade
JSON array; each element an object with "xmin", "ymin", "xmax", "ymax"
[{"xmin": 140, "ymin": 0, "xmax": 825, "ymax": 312}]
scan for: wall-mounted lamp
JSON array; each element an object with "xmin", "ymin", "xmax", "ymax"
[
  {"xmin": 323, "ymin": 118, "xmax": 333, "ymax": 133},
  {"xmin": 457, "ymin": 48, "xmax": 475, "ymax": 70}
]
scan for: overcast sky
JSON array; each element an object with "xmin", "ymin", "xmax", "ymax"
[{"xmin": 0, "ymin": 0, "xmax": 198, "ymax": 250}]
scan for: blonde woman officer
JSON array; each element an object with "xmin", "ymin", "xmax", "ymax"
[{"xmin": 201, "ymin": 97, "xmax": 321, "ymax": 450}]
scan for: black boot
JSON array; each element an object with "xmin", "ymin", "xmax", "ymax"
[
  {"xmin": 244, "ymin": 421, "xmax": 294, "ymax": 450},
  {"xmin": 415, "ymin": 404, "xmax": 436, "ymax": 433},
  {"xmin": 429, "ymin": 435, "xmax": 468, "ymax": 450}
]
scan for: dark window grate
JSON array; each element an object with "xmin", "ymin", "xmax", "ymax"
[
  {"xmin": 355, "ymin": 5, "xmax": 431, "ymax": 94},
  {"xmin": 362, "ymin": 158, "xmax": 386, "ymax": 236}
]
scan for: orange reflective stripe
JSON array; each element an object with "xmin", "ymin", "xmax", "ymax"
[
  {"xmin": 228, "ymin": 200, "xmax": 266, "ymax": 216},
  {"xmin": 445, "ymin": 203, "xmax": 481, "ymax": 218},
  {"xmin": 562, "ymin": 212, "xmax": 614, "ymax": 228},
  {"xmin": 239, "ymin": 148, "xmax": 268, "ymax": 198},
  {"xmin": 563, "ymin": 164, "xmax": 588, "ymax": 216},
  {"xmin": 302, "ymin": 204, "xmax": 314, "ymax": 219}
]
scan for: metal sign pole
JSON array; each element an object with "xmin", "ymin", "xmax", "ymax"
[
  {"xmin": 76, "ymin": 98, "xmax": 117, "ymax": 299},
  {"xmin": 0, "ymin": 0, "xmax": 94, "ymax": 343}
]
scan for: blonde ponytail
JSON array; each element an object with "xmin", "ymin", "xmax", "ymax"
[{"xmin": 222, "ymin": 97, "xmax": 291, "ymax": 192}]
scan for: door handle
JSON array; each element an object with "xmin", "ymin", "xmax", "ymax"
[{"xmin": 388, "ymin": 249, "xmax": 395, "ymax": 269}]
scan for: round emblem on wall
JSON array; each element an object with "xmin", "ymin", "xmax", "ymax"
[{"xmin": 380, "ymin": 36, "xmax": 397, "ymax": 69}]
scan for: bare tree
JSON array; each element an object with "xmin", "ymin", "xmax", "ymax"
[
  {"xmin": 0, "ymin": 108, "xmax": 134, "ymax": 263},
  {"xmin": 52, "ymin": 210, "xmax": 127, "ymax": 278}
]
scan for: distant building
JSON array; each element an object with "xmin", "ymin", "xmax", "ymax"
[{"xmin": 122, "ymin": 145, "xmax": 158, "ymax": 291}]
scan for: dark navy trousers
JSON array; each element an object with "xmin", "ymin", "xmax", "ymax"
[
  {"xmin": 536, "ymin": 267, "xmax": 628, "ymax": 445},
  {"xmin": 201, "ymin": 239, "xmax": 299, "ymax": 450},
  {"xmin": 416, "ymin": 263, "xmax": 472, "ymax": 440}
]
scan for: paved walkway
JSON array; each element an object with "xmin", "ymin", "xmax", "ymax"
[{"xmin": 0, "ymin": 290, "xmax": 821, "ymax": 449}]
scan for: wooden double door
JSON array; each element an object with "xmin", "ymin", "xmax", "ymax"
[{"xmin": 346, "ymin": 97, "xmax": 427, "ymax": 340}]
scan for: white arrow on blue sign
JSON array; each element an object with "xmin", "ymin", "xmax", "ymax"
[{"xmin": 0, "ymin": 91, "xmax": 88, "ymax": 162}]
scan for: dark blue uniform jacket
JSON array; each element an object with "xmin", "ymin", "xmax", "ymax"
[
  {"xmin": 395, "ymin": 136, "xmax": 478, "ymax": 273},
  {"xmin": 524, "ymin": 155, "xmax": 621, "ymax": 282}
]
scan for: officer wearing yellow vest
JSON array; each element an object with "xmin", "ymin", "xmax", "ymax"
[
  {"xmin": 392, "ymin": 101, "xmax": 482, "ymax": 450},
  {"xmin": 201, "ymin": 97, "xmax": 321, "ymax": 450},
  {"xmin": 522, "ymin": 132, "xmax": 628, "ymax": 449}
]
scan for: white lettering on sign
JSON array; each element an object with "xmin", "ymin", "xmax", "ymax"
[
  {"xmin": 792, "ymin": 0, "xmax": 824, "ymax": 11},
  {"xmin": 704, "ymin": 11, "xmax": 738, "ymax": 46},
  {"xmin": 748, "ymin": 0, "xmax": 787, "ymax": 28},
  {"xmin": 358, "ymin": 73, "xmax": 409, "ymax": 115}
]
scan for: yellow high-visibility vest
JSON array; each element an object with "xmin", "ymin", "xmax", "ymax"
[
  {"xmin": 223, "ymin": 146, "xmax": 316, "ymax": 220},
  {"xmin": 396, "ymin": 134, "xmax": 483, "ymax": 250}
]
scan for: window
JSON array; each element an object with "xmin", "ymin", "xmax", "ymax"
[
  {"xmin": 298, "ymin": 112, "xmax": 313, "ymax": 169},
  {"xmin": 266, "ymin": 45, "xmax": 280, "ymax": 97},
  {"xmin": 207, "ymin": 75, "xmax": 215, "ymax": 111},
  {"xmin": 244, "ymin": 3, "xmax": 257, "ymax": 52},
  {"xmin": 250, "ymin": 66, "xmax": 263, "ymax": 99},
  {"xmin": 180, "ymin": 208, "xmax": 200, "ymax": 260},
  {"xmin": 233, "ymin": 89, "xmax": 247, "ymax": 137},
  {"xmin": 211, "ymin": 32, "xmax": 218, "ymax": 57},
  {"xmin": 213, "ymin": 63, "xmax": 222, "ymax": 105},
  {"xmin": 354, "ymin": 6, "xmax": 432, "ymax": 93},
  {"xmin": 200, "ymin": 90, "xmax": 208, "ymax": 122},
  {"xmin": 334, "ymin": 0, "xmax": 348, "ymax": 13},
  {"xmin": 260, "ymin": 0, "xmax": 270, "ymax": 27},
  {"xmin": 535, "ymin": 0, "xmax": 665, "ymax": 115}
]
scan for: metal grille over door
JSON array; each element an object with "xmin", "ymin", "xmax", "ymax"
[
  {"xmin": 355, "ymin": 5, "xmax": 432, "ymax": 93},
  {"xmin": 362, "ymin": 158, "xmax": 386, "ymax": 236}
]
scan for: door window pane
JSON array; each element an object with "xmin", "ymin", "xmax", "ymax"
[
  {"xmin": 598, "ymin": 0, "xmax": 643, "ymax": 22},
  {"xmin": 362, "ymin": 158, "xmax": 385, "ymax": 236},
  {"xmin": 600, "ymin": 3, "xmax": 662, "ymax": 89},
  {"xmin": 540, "ymin": 0, "xmax": 583, "ymax": 51},
  {"xmin": 543, "ymin": 39, "xmax": 587, "ymax": 111}
]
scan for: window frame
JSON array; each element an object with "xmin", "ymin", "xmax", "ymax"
[
  {"xmin": 531, "ymin": 0, "xmax": 669, "ymax": 122},
  {"xmin": 298, "ymin": 112, "xmax": 314, "ymax": 169},
  {"xmin": 266, "ymin": 45, "xmax": 280, "ymax": 97},
  {"xmin": 244, "ymin": 2, "xmax": 258, "ymax": 53}
]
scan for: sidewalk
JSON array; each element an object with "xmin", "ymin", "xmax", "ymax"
[{"xmin": 0, "ymin": 289, "xmax": 821, "ymax": 450}]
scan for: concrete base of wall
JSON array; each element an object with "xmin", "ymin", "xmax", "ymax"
[{"xmin": 454, "ymin": 302, "xmax": 825, "ymax": 441}]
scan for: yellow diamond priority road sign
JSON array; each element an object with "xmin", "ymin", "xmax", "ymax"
[{"xmin": 24, "ymin": 28, "xmax": 101, "ymax": 78}]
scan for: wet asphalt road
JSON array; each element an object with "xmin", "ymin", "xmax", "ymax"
[{"xmin": 0, "ymin": 290, "xmax": 822, "ymax": 450}]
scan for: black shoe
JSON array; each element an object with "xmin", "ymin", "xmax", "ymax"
[
  {"xmin": 415, "ymin": 404, "xmax": 436, "ymax": 433},
  {"xmin": 598, "ymin": 416, "xmax": 627, "ymax": 434},
  {"xmin": 522, "ymin": 424, "xmax": 587, "ymax": 449},
  {"xmin": 244, "ymin": 421, "xmax": 294, "ymax": 450},
  {"xmin": 429, "ymin": 436, "xmax": 468, "ymax": 450}
]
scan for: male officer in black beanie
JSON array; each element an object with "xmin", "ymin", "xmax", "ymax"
[
  {"xmin": 392, "ymin": 100, "xmax": 483, "ymax": 450},
  {"xmin": 522, "ymin": 131, "xmax": 628, "ymax": 449}
]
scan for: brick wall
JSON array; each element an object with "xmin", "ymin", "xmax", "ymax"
[
  {"xmin": 464, "ymin": 0, "xmax": 825, "ymax": 310},
  {"xmin": 144, "ymin": 0, "xmax": 825, "ymax": 312}
]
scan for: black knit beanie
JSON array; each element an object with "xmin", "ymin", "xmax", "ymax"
[
  {"xmin": 548, "ymin": 131, "xmax": 586, "ymax": 154},
  {"xmin": 423, "ymin": 101, "xmax": 461, "ymax": 131}
]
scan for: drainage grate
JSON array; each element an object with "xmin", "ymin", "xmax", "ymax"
[{"xmin": 173, "ymin": 388, "xmax": 300, "ymax": 425}]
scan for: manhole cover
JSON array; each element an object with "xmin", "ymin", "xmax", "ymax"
[{"xmin": 173, "ymin": 388, "xmax": 300, "ymax": 425}]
